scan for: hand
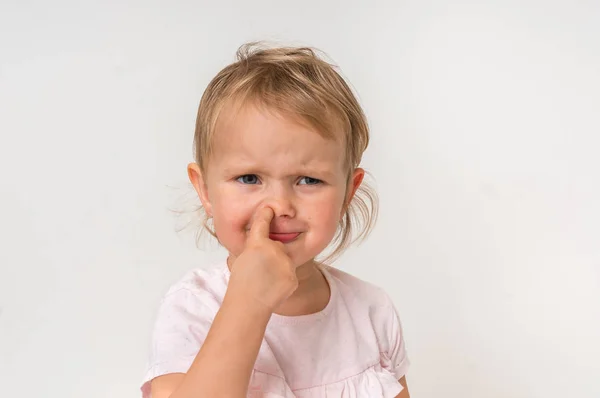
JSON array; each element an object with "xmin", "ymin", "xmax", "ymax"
[{"xmin": 226, "ymin": 206, "xmax": 299, "ymax": 313}]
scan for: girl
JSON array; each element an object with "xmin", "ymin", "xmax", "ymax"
[{"xmin": 142, "ymin": 43, "xmax": 410, "ymax": 398}]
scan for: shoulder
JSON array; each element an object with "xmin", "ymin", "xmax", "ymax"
[
  {"xmin": 165, "ymin": 262, "xmax": 228, "ymax": 294},
  {"xmin": 142, "ymin": 263, "xmax": 230, "ymax": 393},
  {"xmin": 158, "ymin": 262, "xmax": 229, "ymax": 315},
  {"xmin": 323, "ymin": 265, "xmax": 405, "ymax": 343},
  {"xmin": 323, "ymin": 265, "xmax": 393, "ymax": 309},
  {"xmin": 148, "ymin": 262, "xmax": 229, "ymax": 350}
]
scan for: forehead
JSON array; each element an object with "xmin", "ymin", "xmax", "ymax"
[{"xmin": 209, "ymin": 103, "xmax": 347, "ymax": 173}]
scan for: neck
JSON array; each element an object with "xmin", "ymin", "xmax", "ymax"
[
  {"xmin": 226, "ymin": 255, "xmax": 330, "ymax": 316},
  {"xmin": 226, "ymin": 255, "xmax": 320, "ymax": 282}
]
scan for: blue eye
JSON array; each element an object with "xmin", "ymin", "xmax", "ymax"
[
  {"xmin": 298, "ymin": 177, "xmax": 322, "ymax": 185},
  {"xmin": 236, "ymin": 174, "xmax": 259, "ymax": 184}
]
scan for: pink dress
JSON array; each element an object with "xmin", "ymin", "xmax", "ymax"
[{"xmin": 141, "ymin": 262, "xmax": 410, "ymax": 397}]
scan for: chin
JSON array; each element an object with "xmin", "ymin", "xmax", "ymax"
[
  {"xmin": 289, "ymin": 256, "xmax": 315, "ymax": 268},
  {"xmin": 288, "ymin": 242, "xmax": 333, "ymax": 267},
  {"xmin": 288, "ymin": 248, "xmax": 327, "ymax": 268}
]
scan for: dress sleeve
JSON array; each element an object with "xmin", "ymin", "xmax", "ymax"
[
  {"xmin": 140, "ymin": 288, "xmax": 214, "ymax": 398},
  {"xmin": 379, "ymin": 293, "xmax": 410, "ymax": 380}
]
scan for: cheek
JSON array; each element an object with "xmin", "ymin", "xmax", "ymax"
[
  {"xmin": 209, "ymin": 187, "xmax": 258, "ymax": 251},
  {"xmin": 304, "ymin": 190, "xmax": 345, "ymax": 231},
  {"xmin": 211, "ymin": 186, "xmax": 253, "ymax": 222}
]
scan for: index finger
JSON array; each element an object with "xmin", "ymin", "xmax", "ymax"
[{"xmin": 248, "ymin": 206, "xmax": 274, "ymax": 243}]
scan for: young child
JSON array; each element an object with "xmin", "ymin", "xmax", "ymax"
[{"xmin": 141, "ymin": 43, "xmax": 410, "ymax": 398}]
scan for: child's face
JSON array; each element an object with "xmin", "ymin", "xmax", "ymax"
[{"xmin": 189, "ymin": 103, "xmax": 364, "ymax": 267}]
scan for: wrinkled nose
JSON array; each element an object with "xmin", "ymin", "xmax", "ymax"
[{"xmin": 262, "ymin": 186, "xmax": 296, "ymax": 219}]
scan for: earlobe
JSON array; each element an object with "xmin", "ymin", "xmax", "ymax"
[{"xmin": 187, "ymin": 162, "xmax": 212, "ymax": 217}]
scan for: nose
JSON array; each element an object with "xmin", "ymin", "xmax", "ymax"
[{"xmin": 262, "ymin": 185, "xmax": 296, "ymax": 219}]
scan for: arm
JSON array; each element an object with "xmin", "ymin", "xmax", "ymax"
[
  {"xmin": 395, "ymin": 376, "xmax": 410, "ymax": 398},
  {"xmin": 151, "ymin": 294, "xmax": 272, "ymax": 398},
  {"xmin": 149, "ymin": 207, "xmax": 297, "ymax": 398}
]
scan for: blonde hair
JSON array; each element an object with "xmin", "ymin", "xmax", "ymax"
[{"xmin": 193, "ymin": 42, "xmax": 378, "ymax": 262}]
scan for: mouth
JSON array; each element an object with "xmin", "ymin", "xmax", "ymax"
[{"xmin": 268, "ymin": 232, "xmax": 301, "ymax": 243}]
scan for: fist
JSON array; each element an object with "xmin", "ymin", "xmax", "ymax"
[{"xmin": 227, "ymin": 207, "xmax": 299, "ymax": 312}]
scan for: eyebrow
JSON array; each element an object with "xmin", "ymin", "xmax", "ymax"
[{"xmin": 221, "ymin": 165, "xmax": 338, "ymax": 180}]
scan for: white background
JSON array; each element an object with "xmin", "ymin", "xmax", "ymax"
[{"xmin": 1, "ymin": 1, "xmax": 599, "ymax": 397}]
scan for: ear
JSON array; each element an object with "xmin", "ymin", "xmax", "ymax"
[
  {"xmin": 342, "ymin": 168, "xmax": 365, "ymax": 216},
  {"xmin": 187, "ymin": 162, "xmax": 213, "ymax": 217}
]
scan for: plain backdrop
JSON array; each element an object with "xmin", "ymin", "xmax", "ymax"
[{"xmin": 1, "ymin": 1, "xmax": 599, "ymax": 397}]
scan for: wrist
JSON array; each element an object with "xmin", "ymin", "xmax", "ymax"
[{"xmin": 222, "ymin": 290, "xmax": 273, "ymax": 324}]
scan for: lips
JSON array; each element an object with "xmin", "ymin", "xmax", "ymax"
[{"xmin": 268, "ymin": 232, "xmax": 301, "ymax": 243}]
